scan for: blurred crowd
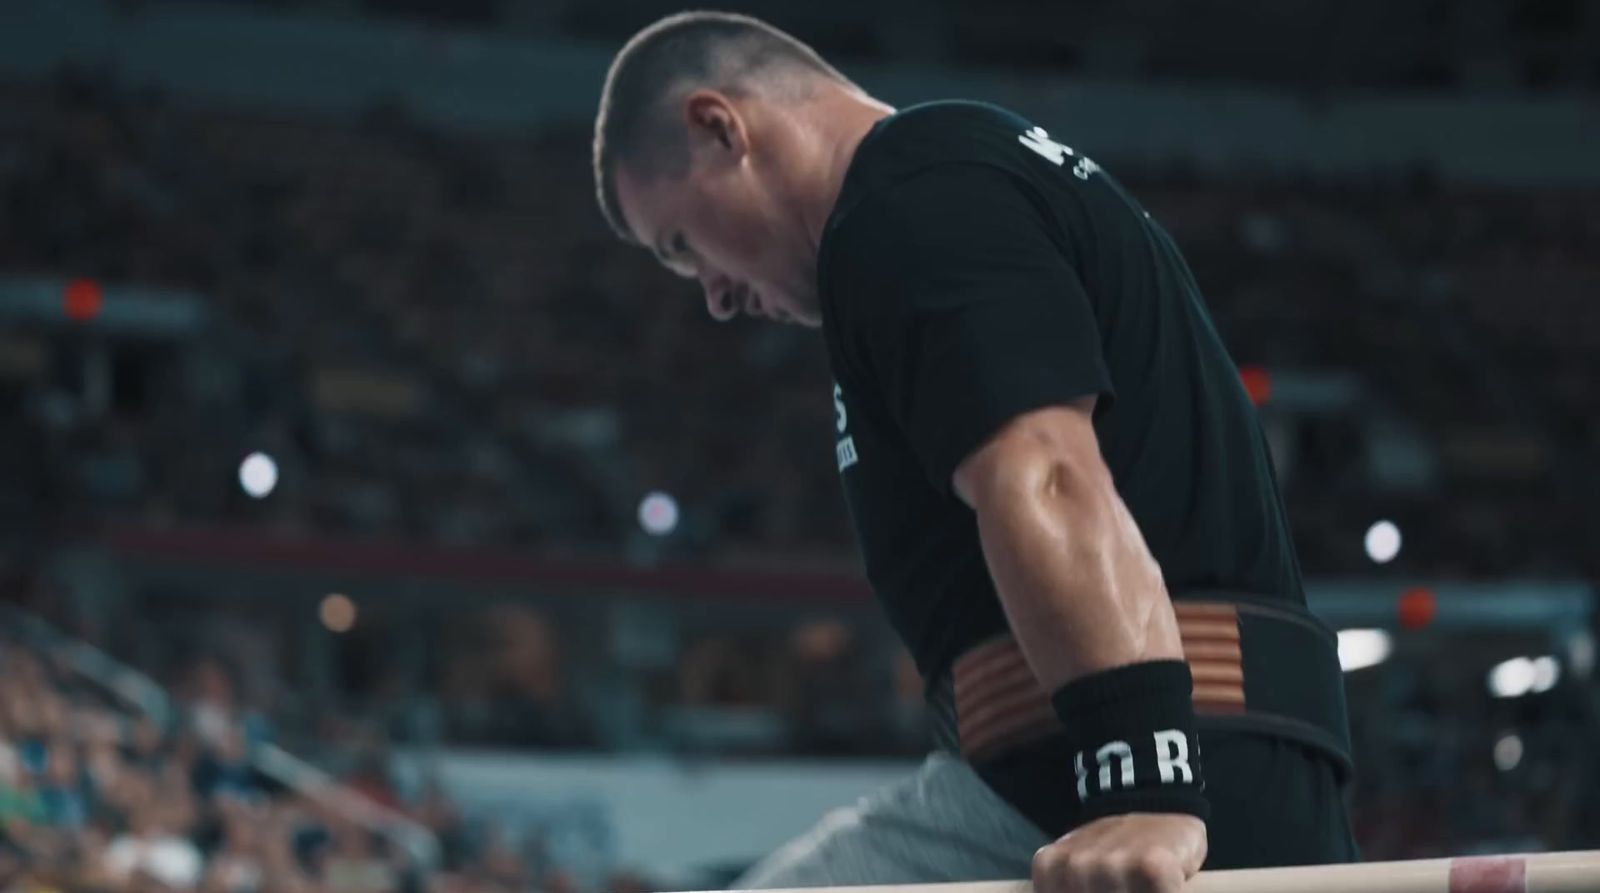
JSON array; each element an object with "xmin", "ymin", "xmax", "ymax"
[
  {"xmin": 2, "ymin": 70, "xmax": 1597, "ymax": 577},
  {"xmin": 1344, "ymin": 659, "xmax": 1600, "ymax": 859},
  {"xmin": 1148, "ymin": 169, "xmax": 1600, "ymax": 577},
  {"xmin": 0, "ymin": 628, "xmax": 659, "ymax": 893},
  {"xmin": 72, "ymin": 591, "xmax": 922, "ymax": 761},
  {"xmin": 0, "ymin": 69, "xmax": 836, "ymax": 561},
  {"xmin": 6, "ymin": 586, "xmax": 1599, "ymax": 893}
]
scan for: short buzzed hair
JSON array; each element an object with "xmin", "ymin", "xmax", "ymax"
[{"xmin": 593, "ymin": 11, "xmax": 854, "ymax": 242}]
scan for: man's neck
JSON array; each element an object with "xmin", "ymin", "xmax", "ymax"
[{"xmin": 798, "ymin": 90, "xmax": 894, "ymax": 260}]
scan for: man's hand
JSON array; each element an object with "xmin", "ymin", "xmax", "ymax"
[{"xmin": 1032, "ymin": 813, "xmax": 1207, "ymax": 893}]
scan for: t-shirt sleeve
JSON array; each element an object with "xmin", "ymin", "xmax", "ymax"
[{"xmin": 833, "ymin": 163, "xmax": 1114, "ymax": 493}]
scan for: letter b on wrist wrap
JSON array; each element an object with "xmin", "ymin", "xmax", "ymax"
[{"xmin": 1050, "ymin": 660, "xmax": 1210, "ymax": 823}]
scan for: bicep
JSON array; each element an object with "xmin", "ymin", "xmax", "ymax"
[{"xmin": 951, "ymin": 398, "xmax": 1105, "ymax": 511}]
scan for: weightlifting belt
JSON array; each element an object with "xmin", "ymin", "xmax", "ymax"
[{"xmin": 928, "ymin": 594, "xmax": 1353, "ymax": 790}]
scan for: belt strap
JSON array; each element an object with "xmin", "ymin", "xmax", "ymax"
[{"xmin": 929, "ymin": 594, "xmax": 1353, "ymax": 781}]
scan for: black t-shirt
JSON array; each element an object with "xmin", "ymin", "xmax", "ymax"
[{"xmin": 819, "ymin": 100, "xmax": 1306, "ymax": 689}]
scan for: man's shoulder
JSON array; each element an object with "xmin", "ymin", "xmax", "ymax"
[
  {"xmin": 845, "ymin": 100, "xmax": 1036, "ymax": 190},
  {"xmin": 829, "ymin": 101, "xmax": 1079, "ymax": 232},
  {"xmin": 877, "ymin": 99, "xmax": 1034, "ymax": 141},
  {"xmin": 820, "ymin": 102, "xmax": 1081, "ymax": 324}
]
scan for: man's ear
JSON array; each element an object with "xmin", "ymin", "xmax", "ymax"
[{"xmin": 683, "ymin": 90, "xmax": 750, "ymax": 161}]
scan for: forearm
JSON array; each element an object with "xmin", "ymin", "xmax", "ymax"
[{"xmin": 971, "ymin": 458, "xmax": 1184, "ymax": 692}]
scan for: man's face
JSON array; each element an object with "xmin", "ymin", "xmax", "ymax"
[{"xmin": 613, "ymin": 98, "xmax": 823, "ymax": 328}]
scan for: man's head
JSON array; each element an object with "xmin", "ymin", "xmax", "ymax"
[{"xmin": 594, "ymin": 11, "xmax": 880, "ymax": 327}]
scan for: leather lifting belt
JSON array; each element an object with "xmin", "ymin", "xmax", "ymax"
[{"xmin": 927, "ymin": 594, "xmax": 1354, "ymax": 780}]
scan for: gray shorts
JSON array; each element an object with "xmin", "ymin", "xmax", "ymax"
[
  {"xmin": 734, "ymin": 753, "xmax": 1050, "ymax": 889},
  {"xmin": 735, "ymin": 731, "xmax": 1359, "ymax": 887}
]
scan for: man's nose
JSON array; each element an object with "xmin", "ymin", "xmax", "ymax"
[{"xmin": 701, "ymin": 277, "xmax": 738, "ymax": 322}]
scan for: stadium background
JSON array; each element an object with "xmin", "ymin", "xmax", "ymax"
[{"xmin": 0, "ymin": 0, "xmax": 1597, "ymax": 891}]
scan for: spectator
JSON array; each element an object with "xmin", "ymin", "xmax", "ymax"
[
  {"xmin": 410, "ymin": 779, "xmax": 467, "ymax": 872},
  {"xmin": 0, "ymin": 756, "xmax": 47, "ymax": 827},
  {"xmin": 342, "ymin": 751, "xmax": 401, "ymax": 814},
  {"xmin": 319, "ymin": 822, "xmax": 399, "ymax": 893},
  {"xmin": 192, "ymin": 728, "xmax": 258, "ymax": 804},
  {"xmin": 473, "ymin": 824, "xmax": 526, "ymax": 893},
  {"xmin": 35, "ymin": 743, "xmax": 88, "ymax": 829},
  {"xmin": 200, "ymin": 799, "xmax": 265, "ymax": 893},
  {"xmin": 122, "ymin": 717, "xmax": 169, "ymax": 776},
  {"xmin": 182, "ymin": 659, "xmax": 238, "ymax": 750},
  {"xmin": 256, "ymin": 814, "xmax": 317, "ymax": 893},
  {"xmin": 104, "ymin": 799, "xmax": 204, "ymax": 891}
]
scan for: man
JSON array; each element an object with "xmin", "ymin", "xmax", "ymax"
[{"xmin": 592, "ymin": 12, "xmax": 1358, "ymax": 893}]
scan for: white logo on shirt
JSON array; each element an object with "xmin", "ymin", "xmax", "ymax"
[
  {"xmin": 833, "ymin": 383, "xmax": 858, "ymax": 471},
  {"xmin": 1020, "ymin": 126, "xmax": 1101, "ymax": 180},
  {"xmin": 1019, "ymin": 126, "xmax": 1073, "ymax": 165}
]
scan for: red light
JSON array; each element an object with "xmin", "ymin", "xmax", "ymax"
[
  {"xmin": 64, "ymin": 278, "xmax": 103, "ymax": 322},
  {"xmin": 1239, "ymin": 365, "xmax": 1272, "ymax": 406},
  {"xmin": 1397, "ymin": 587, "xmax": 1436, "ymax": 630}
]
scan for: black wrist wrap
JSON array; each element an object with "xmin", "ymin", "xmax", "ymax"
[{"xmin": 1049, "ymin": 659, "xmax": 1209, "ymax": 823}]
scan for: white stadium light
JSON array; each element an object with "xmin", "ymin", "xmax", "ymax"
[
  {"xmin": 1530, "ymin": 656, "xmax": 1560, "ymax": 693},
  {"xmin": 1363, "ymin": 520, "xmax": 1402, "ymax": 564},
  {"xmin": 1493, "ymin": 733, "xmax": 1524, "ymax": 772},
  {"xmin": 638, "ymin": 490, "xmax": 680, "ymax": 536},
  {"xmin": 1336, "ymin": 629, "xmax": 1392, "ymax": 673},
  {"xmin": 1566, "ymin": 631, "xmax": 1595, "ymax": 679},
  {"xmin": 319, "ymin": 593, "xmax": 357, "ymax": 633},
  {"xmin": 239, "ymin": 451, "xmax": 279, "ymax": 499},
  {"xmin": 1487, "ymin": 656, "xmax": 1559, "ymax": 698}
]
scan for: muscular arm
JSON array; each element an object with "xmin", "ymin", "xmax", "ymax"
[
  {"xmin": 845, "ymin": 123, "xmax": 1208, "ymax": 893},
  {"xmin": 952, "ymin": 398, "xmax": 1184, "ymax": 691},
  {"xmin": 832, "ymin": 161, "xmax": 1181, "ymax": 689}
]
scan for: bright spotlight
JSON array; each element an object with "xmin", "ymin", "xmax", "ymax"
[
  {"xmin": 1530, "ymin": 656, "xmax": 1560, "ymax": 694},
  {"xmin": 637, "ymin": 491, "xmax": 679, "ymax": 536},
  {"xmin": 239, "ymin": 452, "xmax": 279, "ymax": 499},
  {"xmin": 1493, "ymin": 734, "xmax": 1523, "ymax": 772},
  {"xmin": 1337, "ymin": 629, "xmax": 1392, "ymax": 672},
  {"xmin": 1364, "ymin": 520, "xmax": 1401, "ymax": 564},
  {"xmin": 319, "ymin": 594, "xmax": 357, "ymax": 633},
  {"xmin": 1567, "ymin": 632, "xmax": 1595, "ymax": 679},
  {"xmin": 1488, "ymin": 657, "xmax": 1537, "ymax": 698}
]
